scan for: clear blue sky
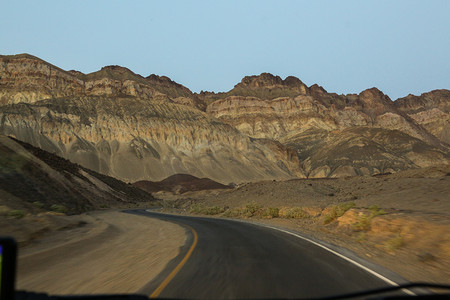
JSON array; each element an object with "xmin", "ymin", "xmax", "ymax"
[{"xmin": 1, "ymin": 0, "xmax": 449, "ymax": 100}]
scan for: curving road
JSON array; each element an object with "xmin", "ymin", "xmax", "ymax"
[{"xmin": 128, "ymin": 210, "xmax": 408, "ymax": 299}]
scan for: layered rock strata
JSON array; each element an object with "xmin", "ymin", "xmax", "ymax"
[{"xmin": 0, "ymin": 54, "xmax": 449, "ymax": 181}]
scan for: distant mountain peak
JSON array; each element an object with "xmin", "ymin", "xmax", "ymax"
[
  {"xmin": 100, "ymin": 65, "xmax": 136, "ymax": 74},
  {"xmin": 236, "ymin": 73, "xmax": 305, "ymax": 89},
  {"xmin": 359, "ymin": 87, "xmax": 393, "ymax": 106},
  {"xmin": 227, "ymin": 73, "xmax": 308, "ymax": 99}
]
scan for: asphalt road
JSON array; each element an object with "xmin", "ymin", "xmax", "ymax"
[{"xmin": 129, "ymin": 210, "xmax": 406, "ymax": 299}]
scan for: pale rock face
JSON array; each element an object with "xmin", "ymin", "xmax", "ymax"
[
  {"xmin": 309, "ymin": 166, "xmax": 331, "ymax": 178},
  {"xmin": 329, "ymin": 165, "xmax": 358, "ymax": 178},
  {"xmin": 205, "ymin": 91, "xmax": 441, "ymax": 149},
  {"xmin": 375, "ymin": 112, "xmax": 424, "ymax": 140},
  {"xmin": 207, "ymin": 95, "xmax": 336, "ymax": 139},
  {"xmin": 405, "ymin": 108, "xmax": 450, "ymax": 145},
  {"xmin": 333, "ymin": 107, "xmax": 372, "ymax": 127}
]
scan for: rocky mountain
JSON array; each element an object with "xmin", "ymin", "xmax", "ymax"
[
  {"xmin": 0, "ymin": 54, "xmax": 303, "ymax": 184},
  {"xmin": 204, "ymin": 74, "xmax": 449, "ymax": 177},
  {"xmin": 0, "ymin": 54, "xmax": 449, "ymax": 182}
]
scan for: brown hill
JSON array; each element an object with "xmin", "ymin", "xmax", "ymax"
[
  {"xmin": 134, "ymin": 174, "xmax": 232, "ymax": 194},
  {"xmin": 0, "ymin": 135, "xmax": 154, "ymax": 215}
]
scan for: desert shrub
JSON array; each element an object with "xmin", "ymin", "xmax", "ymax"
[
  {"xmin": 368, "ymin": 204, "xmax": 386, "ymax": 217},
  {"xmin": 189, "ymin": 204, "xmax": 205, "ymax": 214},
  {"xmin": 190, "ymin": 204, "xmax": 224, "ymax": 215},
  {"xmin": 352, "ymin": 214, "xmax": 371, "ymax": 231},
  {"xmin": 222, "ymin": 208, "xmax": 241, "ymax": 218},
  {"xmin": 8, "ymin": 210, "xmax": 25, "ymax": 219},
  {"xmin": 384, "ymin": 234, "xmax": 404, "ymax": 251},
  {"xmin": 262, "ymin": 207, "xmax": 279, "ymax": 218},
  {"xmin": 32, "ymin": 201, "xmax": 44, "ymax": 209},
  {"xmin": 322, "ymin": 214, "xmax": 334, "ymax": 225},
  {"xmin": 50, "ymin": 204, "xmax": 68, "ymax": 214},
  {"xmin": 242, "ymin": 202, "xmax": 263, "ymax": 217},
  {"xmin": 323, "ymin": 202, "xmax": 355, "ymax": 224},
  {"xmin": 204, "ymin": 206, "xmax": 224, "ymax": 215},
  {"xmin": 279, "ymin": 207, "xmax": 309, "ymax": 219}
]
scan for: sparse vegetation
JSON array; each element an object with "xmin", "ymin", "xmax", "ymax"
[
  {"xmin": 384, "ymin": 234, "xmax": 404, "ymax": 252},
  {"xmin": 263, "ymin": 207, "xmax": 279, "ymax": 219},
  {"xmin": 32, "ymin": 201, "xmax": 44, "ymax": 209},
  {"xmin": 242, "ymin": 202, "xmax": 263, "ymax": 217},
  {"xmin": 352, "ymin": 214, "xmax": 371, "ymax": 231},
  {"xmin": 190, "ymin": 204, "xmax": 224, "ymax": 215},
  {"xmin": 50, "ymin": 204, "xmax": 68, "ymax": 214},
  {"xmin": 189, "ymin": 203, "xmax": 311, "ymax": 220},
  {"xmin": 322, "ymin": 202, "xmax": 355, "ymax": 224},
  {"xmin": 279, "ymin": 207, "xmax": 309, "ymax": 219},
  {"xmin": 352, "ymin": 204, "xmax": 386, "ymax": 231},
  {"xmin": 222, "ymin": 208, "xmax": 242, "ymax": 218},
  {"xmin": 368, "ymin": 204, "xmax": 386, "ymax": 217},
  {"xmin": 8, "ymin": 210, "xmax": 25, "ymax": 219}
]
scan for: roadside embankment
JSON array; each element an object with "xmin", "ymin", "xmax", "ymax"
[{"xmin": 9, "ymin": 210, "xmax": 186, "ymax": 295}]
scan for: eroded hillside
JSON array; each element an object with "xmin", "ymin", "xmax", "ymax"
[{"xmin": 0, "ymin": 54, "xmax": 449, "ymax": 182}]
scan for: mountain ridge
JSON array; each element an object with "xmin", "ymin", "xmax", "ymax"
[{"xmin": 0, "ymin": 53, "xmax": 448, "ymax": 183}]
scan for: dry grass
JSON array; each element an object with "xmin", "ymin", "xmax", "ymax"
[
  {"xmin": 189, "ymin": 202, "xmax": 312, "ymax": 220},
  {"xmin": 189, "ymin": 204, "xmax": 224, "ymax": 215},
  {"xmin": 278, "ymin": 207, "xmax": 309, "ymax": 219}
]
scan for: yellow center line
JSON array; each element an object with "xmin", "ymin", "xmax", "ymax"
[{"xmin": 149, "ymin": 225, "xmax": 199, "ymax": 298}]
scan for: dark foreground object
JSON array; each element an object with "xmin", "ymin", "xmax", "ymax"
[{"xmin": 14, "ymin": 283, "xmax": 450, "ymax": 299}]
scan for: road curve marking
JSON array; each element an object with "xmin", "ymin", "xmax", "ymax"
[
  {"xmin": 260, "ymin": 224, "xmax": 416, "ymax": 296},
  {"xmin": 149, "ymin": 225, "xmax": 199, "ymax": 298}
]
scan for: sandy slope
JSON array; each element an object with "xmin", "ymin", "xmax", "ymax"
[{"xmin": 15, "ymin": 210, "xmax": 186, "ymax": 295}]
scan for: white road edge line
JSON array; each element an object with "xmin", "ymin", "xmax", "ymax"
[{"xmin": 259, "ymin": 224, "xmax": 416, "ymax": 296}]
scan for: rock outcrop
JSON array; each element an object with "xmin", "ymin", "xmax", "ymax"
[{"xmin": 395, "ymin": 90, "xmax": 450, "ymax": 144}]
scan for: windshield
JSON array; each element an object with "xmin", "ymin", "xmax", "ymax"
[{"xmin": 0, "ymin": 1, "xmax": 449, "ymax": 299}]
